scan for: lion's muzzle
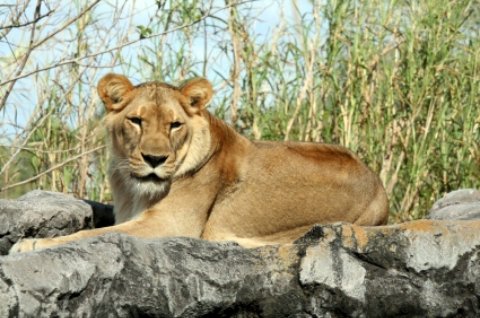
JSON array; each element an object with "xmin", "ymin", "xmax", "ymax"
[{"xmin": 142, "ymin": 153, "xmax": 168, "ymax": 168}]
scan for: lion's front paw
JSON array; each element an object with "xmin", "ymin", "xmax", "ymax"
[
  {"xmin": 9, "ymin": 237, "xmax": 63, "ymax": 254},
  {"xmin": 9, "ymin": 238, "xmax": 39, "ymax": 254}
]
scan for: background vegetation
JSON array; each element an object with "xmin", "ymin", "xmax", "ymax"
[{"xmin": 1, "ymin": 0, "xmax": 479, "ymax": 222}]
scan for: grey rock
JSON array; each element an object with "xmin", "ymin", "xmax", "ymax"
[
  {"xmin": 2, "ymin": 191, "xmax": 480, "ymax": 317},
  {"xmin": 0, "ymin": 190, "xmax": 94, "ymax": 255},
  {"xmin": 0, "ymin": 220, "xmax": 480, "ymax": 317},
  {"xmin": 429, "ymin": 189, "xmax": 480, "ymax": 220},
  {"xmin": 0, "ymin": 190, "xmax": 115, "ymax": 255}
]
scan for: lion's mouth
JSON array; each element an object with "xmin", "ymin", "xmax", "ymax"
[{"xmin": 132, "ymin": 173, "xmax": 164, "ymax": 183}]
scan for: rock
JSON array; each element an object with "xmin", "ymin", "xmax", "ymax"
[
  {"xmin": 1, "ymin": 191, "xmax": 480, "ymax": 317},
  {"xmin": 0, "ymin": 190, "xmax": 115, "ymax": 255},
  {"xmin": 0, "ymin": 190, "xmax": 94, "ymax": 255},
  {"xmin": 429, "ymin": 189, "xmax": 480, "ymax": 220}
]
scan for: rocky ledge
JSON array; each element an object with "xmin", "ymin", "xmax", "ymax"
[{"xmin": 1, "ymin": 190, "xmax": 480, "ymax": 317}]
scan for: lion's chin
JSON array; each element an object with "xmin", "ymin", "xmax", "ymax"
[
  {"xmin": 129, "ymin": 173, "xmax": 171, "ymax": 198},
  {"xmin": 132, "ymin": 173, "xmax": 165, "ymax": 183}
]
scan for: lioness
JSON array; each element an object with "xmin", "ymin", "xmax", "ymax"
[{"xmin": 11, "ymin": 74, "xmax": 388, "ymax": 253}]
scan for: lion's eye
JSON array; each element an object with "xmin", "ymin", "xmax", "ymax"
[
  {"xmin": 170, "ymin": 121, "xmax": 183, "ymax": 130},
  {"xmin": 128, "ymin": 117, "xmax": 142, "ymax": 126}
]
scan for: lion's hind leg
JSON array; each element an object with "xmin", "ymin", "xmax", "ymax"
[{"xmin": 207, "ymin": 225, "xmax": 317, "ymax": 248}]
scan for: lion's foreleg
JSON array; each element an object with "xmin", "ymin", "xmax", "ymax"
[{"xmin": 9, "ymin": 213, "xmax": 162, "ymax": 254}]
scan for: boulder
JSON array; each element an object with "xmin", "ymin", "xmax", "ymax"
[
  {"xmin": 1, "ymin": 190, "xmax": 480, "ymax": 317},
  {"xmin": 0, "ymin": 190, "xmax": 114, "ymax": 255},
  {"xmin": 429, "ymin": 189, "xmax": 480, "ymax": 220}
]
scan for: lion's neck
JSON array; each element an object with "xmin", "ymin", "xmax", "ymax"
[
  {"xmin": 203, "ymin": 111, "xmax": 251, "ymax": 181},
  {"xmin": 207, "ymin": 112, "xmax": 244, "ymax": 152},
  {"xmin": 174, "ymin": 111, "xmax": 248, "ymax": 178}
]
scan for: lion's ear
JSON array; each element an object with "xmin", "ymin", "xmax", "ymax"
[
  {"xmin": 97, "ymin": 73, "xmax": 134, "ymax": 112},
  {"xmin": 180, "ymin": 78, "xmax": 213, "ymax": 114}
]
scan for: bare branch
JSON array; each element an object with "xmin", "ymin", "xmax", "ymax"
[
  {"xmin": 0, "ymin": 0, "xmax": 41, "ymax": 112},
  {"xmin": 0, "ymin": 8, "xmax": 54, "ymax": 30},
  {"xmin": 27, "ymin": 0, "xmax": 101, "ymax": 53},
  {"xmin": 0, "ymin": 0, "xmax": 101, "ymax": 112},
  {"xmin": 0, "ymin": 1, "xmax": 31, "ymax": 39},
  {"xmin": 0, "ymin": 145, "xmax": 106, "ymax": 193}
]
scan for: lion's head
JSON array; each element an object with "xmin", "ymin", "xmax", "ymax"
[{"xmin": 97, "ymin": 73, "xmax": 214, "ymax": 198}]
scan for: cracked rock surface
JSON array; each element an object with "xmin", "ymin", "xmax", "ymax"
[{"xmin": 1, "ymin": 190, "xmax": 480, "ymax": 317}]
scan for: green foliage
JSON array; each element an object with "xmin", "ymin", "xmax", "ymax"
[{"xmin": 136, "ymin": 25, "xmax": 153, "ymax": 39}]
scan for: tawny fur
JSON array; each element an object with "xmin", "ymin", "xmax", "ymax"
[{"xmin": 10, "ymin": 74, "xmax": 388, "ymax": 253}]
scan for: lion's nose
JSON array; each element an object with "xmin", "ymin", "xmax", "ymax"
[{"xmin": 142, "ymin": 153, "xmax": 168, "ymax": 168}]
